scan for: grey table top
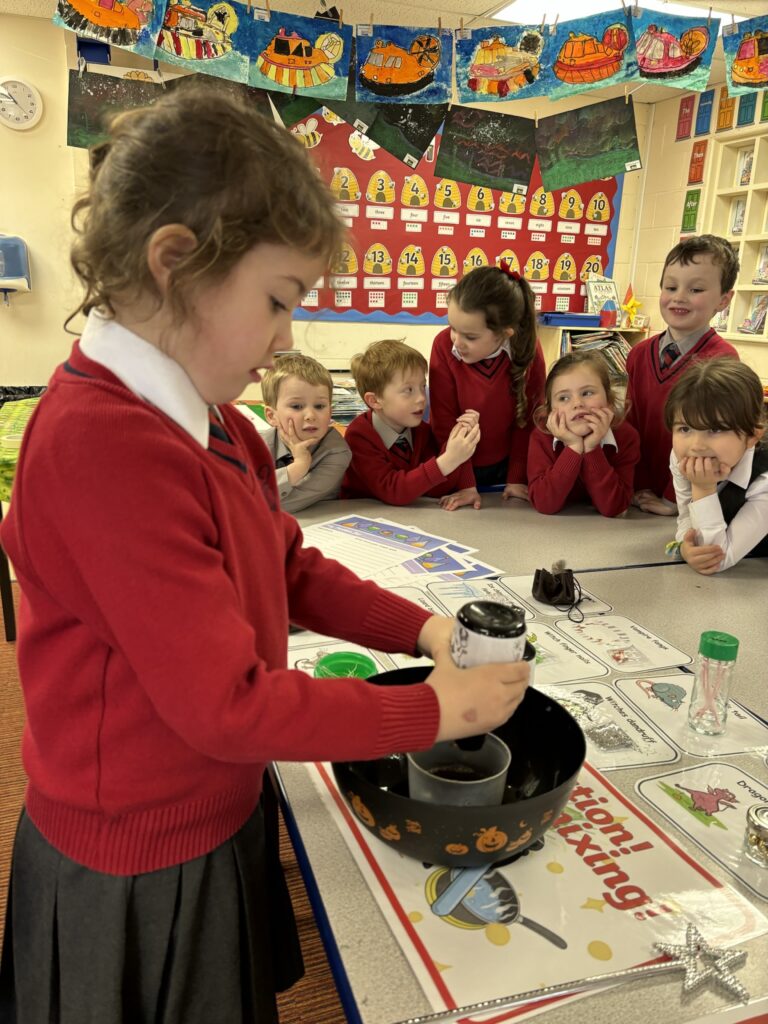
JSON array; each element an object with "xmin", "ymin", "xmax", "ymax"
[
  {"xmin": 295, "ymin": 495, "xmax": 675, "ymax": 574},
  {"xmin": 278, "ymin": 539, "xmax": 768, "ymax": 1024}
]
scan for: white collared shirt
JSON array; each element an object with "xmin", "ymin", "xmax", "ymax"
[
  {"xmin": 552, "ymin": 427, "xmax": 617, "ymax": 452},
  {"xmin": 451, "ymin": 337, "xmax": 512, "ymax": 363},
  {"xmin": 671, "ymin": 445, "xmax": 768, "ymax": 570},
  {"xmin": 659, "ymin": 326, "xmax": 709, "ymax": 362},
  {"xmin": 79, "ymin": 309, "xmax": 211, "ymax": 448},
  {"xmin": 372, "ymin": 412, "xmax": 413, "ymax": 450}
]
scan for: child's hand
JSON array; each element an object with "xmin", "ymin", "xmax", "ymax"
[
  {"xmin": 502, "ymin": 483, "xmax": 529, "ymax": 503},
  {"xmin": 546, "ymin": 409, "xmax": 583, "ymax": 452},
  {"xmin": 425, "ymin": 642, "xmax": 529, "ymax": 742},
  {"xmin": 582, "ymin": 406, "xmax": 615, "ymax": 452},
  {"xmin": 679, "ymin": 455, "xmax": 729, "ymax": 497},
  {"xmin": 456, "ymin": 409, "xmax": 480, "ymax": 430},
  {"xmin": 633, "ymin": 489, "xmax": 678, "ymax": 516},
  {"xmin": 439, "ymin": 486, "xmax": 482, "ymax": 511},
  {"xmin": 278, "ymin": 420, "xmax": 320, "ymax": 483},
  {"xmin": 680, "ymin": 528, "xmax": 724, "ymax": 575},
  {"xmin": 438, "ymin": 423, "xmax": 480, "ymax": 477}
]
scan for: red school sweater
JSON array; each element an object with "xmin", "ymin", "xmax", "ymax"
[
  {"xmin": 527, "ymin": 420, "xmax": 640, "ymax": 517},
  {"xmin": 0, "ymin": 343, "xmax": 440, "ymax": 876},
  {"xmin": 625, "ymin": 329, "xmax": 738, "ymax": 501},
  {"xmin": 428, "ymin": 327, "xmax": 546, "ymax": 484},
  {"xmin": 340, "ymin": 411, "xmax": 475, "ymax": 504}
]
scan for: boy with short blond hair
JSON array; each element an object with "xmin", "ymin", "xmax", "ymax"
[
  {"xmin": 626, "ymin": 234, "xmax": 740, "ymax": 516},
  {"xmin": 340, "ymin": 339, "xmax": 481, "ymax": 509},
  {"xmin": 262, "ymin": 353, "xmax": 351, "ymax": 514}
]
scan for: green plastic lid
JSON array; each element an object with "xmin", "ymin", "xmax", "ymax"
[
  {"xmin": 698, "ymin": 631, "xmax": 739, "ymax": 661},
  {"xmin": 314, "ymin": 651, "xmax": 377, "ymax": 679}
]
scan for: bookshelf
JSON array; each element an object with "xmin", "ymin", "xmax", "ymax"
[
  {"xmin": 537, "ymin": 325, "xmax": 648, "ymax": 375},
  {"xmin": 705, "ymin": 122, "xmax": 768, "ymax": 346}
]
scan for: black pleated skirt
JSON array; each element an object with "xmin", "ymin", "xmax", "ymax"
[{"xmin": 0, "ymin": 781, "xmax": 303, "ymax": 1024}]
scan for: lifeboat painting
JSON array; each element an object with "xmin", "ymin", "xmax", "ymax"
[
  {"xmin": 359, "ymin": 34, "xmax": 442, "ymax": 97},
  {"xmin": 256, "ymin": 26, "xmax": 344, "ymax": 90},
  {"xmin": 636, "ymin": 23, "xmax": 709, "ymax": 78},
  {"xmin": 466, "ymin": 30, "xmax": 544, "ymax": 97},
  {"xmin": 730, "ymin": 31, "xmax": 768, "ymax": 88},
  {"xmin": 157, "ymin": 0, "xmax": 238, "ymax": 61},
  {"xmin": 553, "ymin": 24, "xmax": 629, "ymax": 85},
  {"xmin": 55, "ymin": 0, "xmax": 142, "ymax": 47}
]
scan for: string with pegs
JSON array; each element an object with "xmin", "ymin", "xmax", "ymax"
[
  {"xmin": 549, "ymin": 12, "xmax": 559, "ymax": 34},
  {"xmin": 539, "ymin": 13, "xmax": 547, "ymax": 32}
]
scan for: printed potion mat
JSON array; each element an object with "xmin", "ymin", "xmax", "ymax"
[
  {"xmin": 554, "ymin": 615, "xmax": 693, "ymax": 674},
  {"xmin": 426, "ymin": 578, "xmax": 536, "ymax": 621},
  {"xmin": 306, "ymin": 762, "xmax": 767, "ymax": 1023},
  {"xmin": 637, "ymin": 764, "xmax": 768, "ymax": 903},
  {"xmin": 614, "ymin": 674, "xmax": 768, "ymax": 759},
  {"xmin": 537, "ymin": 681, "xmax": 679, "ymax": 771}
]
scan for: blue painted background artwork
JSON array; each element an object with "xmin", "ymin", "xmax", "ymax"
[
  {"xmin": 53, "ymin": 0, "xmax": 165, "ymax": 57},
  {"xmin": 544, "ymin": 9, "xmax": 637, "ymax": 102},
  {"xmin": 151, "ymin": 0, "xmax": 249, "ymax": 81},
  {"xmin": 243, "ymin": 12, "xmax": 352, "ymax": 99},
  {"xmin": 722, "ymin": 14, "xmax": 768, "ymax": 97},
  {"xmin": 633, "ymin": 10, "xmax": 719, "ymax": 92},
  {"xmin": 354, "ymin": 24, "xmax": 452, "ymax": 104},
  {"xmin": 454, "ymin": 24, "xmax": 552, "ymax": 103}
]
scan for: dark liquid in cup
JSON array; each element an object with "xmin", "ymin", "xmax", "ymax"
[{"xmin": 429, "ymin": 763, "xmax": 492, "ymax": 783}]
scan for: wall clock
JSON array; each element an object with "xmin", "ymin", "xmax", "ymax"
[{"xmin": 0, "ymin": 77, "xmax": 44, "ymax": 131}]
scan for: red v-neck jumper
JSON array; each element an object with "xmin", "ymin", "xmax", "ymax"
[
  {"xmin": 625, "ymin": 329, "xmax": 738, "ymax": 501},
  {"xmin": 0, "ymin": 343, "xmax": 440, "ymax": 876},
  {"xmin": 428, "ymin": 327, "xmax": 546, "ymax": 485},
  {"xmin": 340, "ymin": 410, "xmax": 475, "ymax": 504}
]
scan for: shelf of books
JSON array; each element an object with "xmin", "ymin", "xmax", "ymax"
[
  {"xmin": 538, "ymin": 325, "xmax": 647, "ymax": 376},
  {"xmin": 705, "ymin": 122, "xmax": 768, "ymax": 345}
]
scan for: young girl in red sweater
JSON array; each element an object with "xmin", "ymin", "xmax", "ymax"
[
  {"xmin": 528, "ymin": 351, "xmax": 640, "ymax": 517},
  {"xmin": 429, "ymin": 263, "xmax": 546, "ymax": 503},
  {"xmin": 0, "ymin": 86, "xmax": 528, "ymax": 1024}
]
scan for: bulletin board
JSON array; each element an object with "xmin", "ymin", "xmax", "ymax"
[{"xmin": 295, "ymin": 113, "xmax": 623, "ymax": 324}]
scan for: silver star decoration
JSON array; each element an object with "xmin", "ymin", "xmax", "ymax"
[{"xmin": 654, "ymin": 922, "xmax": 750, "ymax": 1002}]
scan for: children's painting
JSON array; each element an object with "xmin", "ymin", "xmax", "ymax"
[
  {"xmin": 153, "ymin": 0, "xmax": 249, "ymax": 82},
  {"xmin": 722, "ymin": 14, "xmax": 768, "ymax": 96},
  {"xmin": 244, "ymin": 12, "xmax": 353, "ymax": 100},
  {"xmin": 633, "ymin": 9, "xmax": 719, "ymax": 92},
  {"xmin": 454, "ymin": 24, "xmax": 550, "ymax": 103},
  {"xmin": 535, "ymin": 96, "xmax": 641, "ymax": 192},
  {"xmin": 364, "ymin": 103, "xmax": 448, "ymax": 167},
  {"xmin": 54, "ymin": 0, "xmax": 164, "ymax": 54},
  {"xmin": 355, "ymin": 24, "xmax": 452, "ymax": 104},
  {"xmin": 546, "ymin": 8, "xmax": 637, "ymax": 101},
  {"xmin": 67, "ymin": 70, "xmax": 270, "ymax": 149},
  {"xmin": 435, "ymin": 105, "xmax": 536, "ymax": 195}
]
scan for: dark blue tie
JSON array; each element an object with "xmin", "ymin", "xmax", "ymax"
[{"xmin": 660, "ymin": 341, "xmax": 681, "ymax": 370}]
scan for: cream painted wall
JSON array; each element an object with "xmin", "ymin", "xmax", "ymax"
[
  {"xmin": 632, "ymin": 86, "xmax": 768, "ymax": 382},
  {"xmin": 0, "ymin": 12, "xmax": 647, "ymax": 394},
  {"xmin": 1, "ymin": 15, "xmax": 85, "ymax": 384}
]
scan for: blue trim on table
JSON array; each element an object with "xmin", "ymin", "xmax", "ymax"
[{"xmin": 271, "ymin": 765, "xmax": 364, "ymax": 1024}]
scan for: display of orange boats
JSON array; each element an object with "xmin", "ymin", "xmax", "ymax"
[
  {"xmin": 467, "ymin": 31, "xmax": 543, "ymax": 97},
  {"xmin": 636, "ymin": 24, "xmax": 709, "ymax": 78},
  {"xmin": 731, "ymin": 30, "xmax": 768, "ymax": 88},
  {"xmin": 359, "ymin": 35, "xmax": 441, "ymax": 96},
  {"xmin": 256, "ymin": 27, "xmax": 343, "ymax": 89},
  {"xmin": 553, "ymin": 24, "xmax": 628, "ymax": 85}
]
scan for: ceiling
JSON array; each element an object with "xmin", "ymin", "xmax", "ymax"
[{"xmin": 0, "ymin": 0, "xmax": 759, "ymax": 103}]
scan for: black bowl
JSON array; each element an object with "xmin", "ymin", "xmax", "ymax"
[{"xmin": 332, "ymin": 667, "xmax": 586, "ymax": 867}]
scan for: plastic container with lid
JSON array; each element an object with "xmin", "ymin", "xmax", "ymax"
[{"xmin": 687, "ymin": 631, "xmax": 739, "ymax": 736}]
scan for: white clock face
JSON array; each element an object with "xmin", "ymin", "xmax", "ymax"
[{"xmin": 0, "ymin": 78, "xmax": 43, "ymax": 131}]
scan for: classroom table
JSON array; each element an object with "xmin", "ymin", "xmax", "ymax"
[
  {"xmin": 278, "ymin": 511, "xmax": 768, "ymax": 1024},
  {"xmin": 296, "ymin": 494, "xmax": 676, "ymax": 574}
]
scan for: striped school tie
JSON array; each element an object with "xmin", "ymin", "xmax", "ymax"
[
  {"xmin": 208, "ymin": 407, "xmax": 246, "ymax": 474},
  {"xmin": 275, "ymin": 451, "xmax": 294, "ymax": 468},
  {"xmin": 660, "ymin": 341, "xmax": 681, "ymax": 370}
]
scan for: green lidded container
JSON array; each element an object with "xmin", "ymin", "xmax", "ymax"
[
  {"xmin": 698, "ymin": 631, "xmax": 739, "ymax": 661},
  {"xmin": 314, "ymin": 651, "xmax": 377, "ymax": 679}
]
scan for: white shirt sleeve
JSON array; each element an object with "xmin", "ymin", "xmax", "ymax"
[
  {"xmin": 689, "ymin": 471, "xmax": 768, "ymax": 571},
  {"xmin": 670, "ymin": 450, "xmax": 694, "ymax": 544}
]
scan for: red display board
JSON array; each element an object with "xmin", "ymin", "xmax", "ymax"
[{"xmin": 296, "ymin": 114, "xmax": 621, "ymax": 323}]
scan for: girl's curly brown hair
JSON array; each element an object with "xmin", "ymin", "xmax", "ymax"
[{"xmin": 67, "ymin": 80, "xmax": 345, "ymax": 330}]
